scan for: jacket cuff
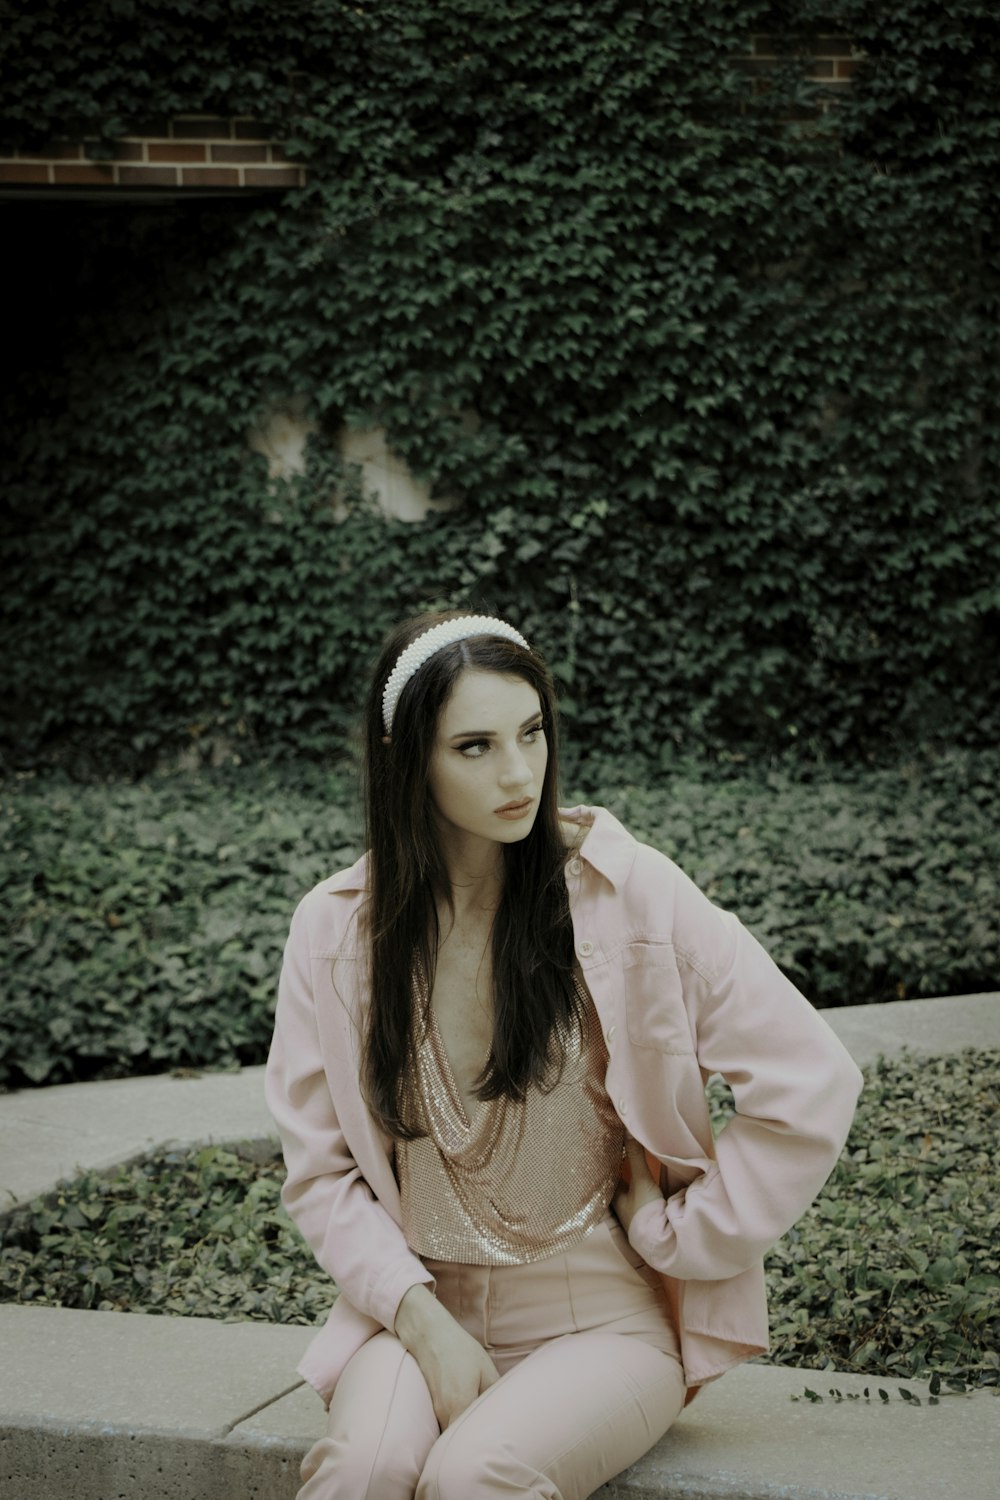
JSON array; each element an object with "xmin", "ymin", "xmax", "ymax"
[
  {"xmin": 627, "ymin": 1196, "xmax": 678, "ymax": 1273},
  {"xmin": 370, "ymin": 1257, "xmax": 436, "ymax": 1332}
]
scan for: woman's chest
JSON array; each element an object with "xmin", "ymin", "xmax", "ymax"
[{"xmin": 429, "ymin": 941, "xmax": 494, "ymax": 1119}]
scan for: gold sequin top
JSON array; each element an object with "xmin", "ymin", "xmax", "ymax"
[{"xmin": 396, "ymin": 976, "xmax": 626, "ymax": 1265}]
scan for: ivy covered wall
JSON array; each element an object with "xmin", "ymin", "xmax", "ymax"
[{"xmin": 1, "ymin": 0, "xmax": 997, "ymax": 770}]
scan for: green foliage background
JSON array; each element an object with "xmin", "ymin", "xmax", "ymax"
[
  {"xmin": 3, "ymin": 752, "xmax": 996, "ymax": 1089},
  {"xmin": 2, "ymin": 0, "xmax": 998, "ymax": 770}
]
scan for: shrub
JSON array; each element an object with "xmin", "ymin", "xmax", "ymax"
[
  {"xmin": 585, "ymin": 748, "xmax": 1000, "ymax": 1008},
  {"xmin": 2, "ymin": 749, "xmax": 996, "ymax": 1088},
  {"xmin": 1, "ymin": 763, "xmax": 361, "ymax": 1088}
]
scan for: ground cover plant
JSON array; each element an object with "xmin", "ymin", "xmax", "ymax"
[
  {"xmin": 1, "ymin": 1050, "xmax": 996, "ymax": 1388},
  {"xmin": 2, "ymin": 749, "xmax": 997, "ymax": 1089}
]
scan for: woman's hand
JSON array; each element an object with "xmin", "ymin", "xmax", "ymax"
[
  {"xmin": 394, "ymin": 1283, "xmax": 500, "ymax": 1428},
  {"xmin": 612, "ymin": 1134, "xmax": 663, "ymax": 1234}
]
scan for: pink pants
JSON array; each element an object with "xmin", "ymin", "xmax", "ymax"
[{"xmin": 298, "ymin": 1212, "xmax": 686, "ymax": 1500}]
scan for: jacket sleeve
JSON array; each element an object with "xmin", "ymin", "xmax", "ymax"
[
  {"xmin": 628, "ymin": 862, "xmax": 864, "ymax": 1280},
  {"xmin": 264, "ymin": 891, "xmax": 434, "ymax": 1331}
]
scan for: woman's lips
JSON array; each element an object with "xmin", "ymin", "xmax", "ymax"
[{"xmin": 495, "ymin": 798, "xmax": 533, "ymax": 820}]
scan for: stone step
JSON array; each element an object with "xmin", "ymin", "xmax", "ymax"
[{"xmin": 0, "ymin": 1304, "xmax": 994, "ymax": 1500}]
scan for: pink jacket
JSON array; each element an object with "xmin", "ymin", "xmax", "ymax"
[{"xmin": 265, "ymin": 805, "xmax": 863, "ymax": 1406}]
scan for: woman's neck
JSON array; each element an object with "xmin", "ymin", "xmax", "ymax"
[{"xmin": 436, "ymin": 829, "xmax": 505, "ymax": 923}]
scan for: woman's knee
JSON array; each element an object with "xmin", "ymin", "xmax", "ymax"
[
  {"xmin": 297, "ymin": 1332, "xmax": 438, "ymax": 1500},
  {"xmin": 418, "ymin": 1433, "xmax": 555, "ymax": 1500},
  {"xmin": 299, "ymin": 1430, "xmax": 426, "ymax": 1500}
]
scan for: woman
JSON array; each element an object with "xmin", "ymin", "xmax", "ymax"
[{"xmin": 266, "ymin": 611, "xmax": 863, "ymax": 1499}]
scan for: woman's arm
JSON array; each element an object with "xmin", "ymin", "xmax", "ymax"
[
  {"xmin": 394, "ymin": 1283, "xmax": 500, "ymax": 1427},
  {"xmin": 265, "ymin": 893, "xmax": 435, "ymax": 1333},
  {"xmin": 625, "ymin": 862, "xmax": 863, "ymax": 1281}
]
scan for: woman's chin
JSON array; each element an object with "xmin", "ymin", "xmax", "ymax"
[{"xmin": 491, "ymin": 810, "xmax": 539, "ymax": 841}]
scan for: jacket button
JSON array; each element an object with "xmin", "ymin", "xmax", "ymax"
[
  {"xmin": 568, "ymin": 857, "xmax": 583, "ymax": 876},
  {"xmin": 578, "ymin": 940, "xmax": 594, "ymax": 957}
]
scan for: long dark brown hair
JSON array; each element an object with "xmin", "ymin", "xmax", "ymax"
[{"xmin": 360, "ymin": 611, "xmax": 582, "ymax": 1139}]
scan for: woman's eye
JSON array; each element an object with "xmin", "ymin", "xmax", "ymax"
[{"xmin": 456, "ymin": 725, "xmax": 543, "ymax": 757}]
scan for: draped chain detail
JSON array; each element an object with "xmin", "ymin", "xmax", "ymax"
[{"xmin": 396, "ymin": 971, "xmax": 626, "ymax": 1265}]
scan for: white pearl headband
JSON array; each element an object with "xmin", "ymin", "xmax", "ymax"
[{"xmin": 382, "ymin": 615, "xmax": 530, "ymax": 735}]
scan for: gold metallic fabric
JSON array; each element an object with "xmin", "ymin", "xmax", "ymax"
[{"xmin": 397, "ymin": 976, "xmax": 625, "ymax": 1265}]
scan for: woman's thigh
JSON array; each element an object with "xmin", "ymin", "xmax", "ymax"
[
  {"xmin": 416, "ymin": 1329, "xmax": 685, "ymax": 1500},
  {"xmin": 298, "ymin": 1330, "xmax": 438, "ymax": 1500},
  {"xmin": 299, "ymin": 1218, "xmax": 684, "ymax": 1499}
]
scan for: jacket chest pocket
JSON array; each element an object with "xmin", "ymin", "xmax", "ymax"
[{"xmin": 622, "ymin": 942, "xmax": 694, "ymax": 1054}]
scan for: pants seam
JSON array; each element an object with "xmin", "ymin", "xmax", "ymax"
[
  {"xmin": 361, "ymin": 1343, "xmax": 410, "ymax": 1499},
  {"xmin": 483, "ymin": 1266, "xmax": 494, "ymax": 1349},
  {"xmin": 563, "ymin": 1246, "xmax": 580, "ymax": 1332}
]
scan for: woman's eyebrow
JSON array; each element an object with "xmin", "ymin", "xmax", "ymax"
[{"xmin": 448, "ymin": 712, "xmax": 541, "ymax": 738}]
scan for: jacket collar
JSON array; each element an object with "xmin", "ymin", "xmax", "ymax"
[
  {"xmin": 327, "ymin": 851, "xmax": 369, "ymax": 894},
  {"xmin": 559, "ymin": 804, "xmax": 637, "ymax": 892},
  {"xmin": 323, "ymin": 805, "xmax": 637, "ymax": 897}
]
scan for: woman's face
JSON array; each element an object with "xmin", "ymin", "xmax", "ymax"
[{"xmin": 427, "ymin": 668, "xmax": 548, "ymax": 851}]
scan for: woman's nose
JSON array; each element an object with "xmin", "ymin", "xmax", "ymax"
[{"xmin": 498, "ymin": 746, "xmax": 532, "ymax": 787}]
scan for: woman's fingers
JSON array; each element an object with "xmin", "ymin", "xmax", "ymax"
[
  {"xmin": 428, "ymin": 1331, "xmax": 501, "ymax": 1427},
  {"xmin": 614, "ymin": 1135, "xmax": 663, "ymax": 1232}
]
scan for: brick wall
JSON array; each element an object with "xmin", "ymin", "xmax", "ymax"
[
  {"xmin": 744, "ymin": 33, "xmax": 861, "ymax": 91},
  {"xmin": 0, "ymin": 116, "xmax": 306, "ymax": 191},
  {"xmin": 0, "ymin": 38, "xmax": 856, "ymax": 193}
]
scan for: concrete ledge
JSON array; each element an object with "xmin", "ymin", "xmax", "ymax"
[
  {"xmin": 1, "ymin": 1305, "xmax": 995, "ymax": 1500},
  {"xmin": 0, "ymin": 1066, "xmax": 275, "ymax": 1210},
  {"xmin": 823, "ymin": 991, "xmax": 999, "ymax": 1068},
  {"xmin": 0, "ymin": 1305, "xmax": 311, "ymax": 1500},
  {"xmin": 612, "ymin": 1364, "xmax": 996, "ymax": 1500}
]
